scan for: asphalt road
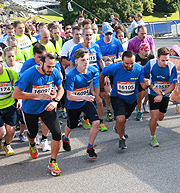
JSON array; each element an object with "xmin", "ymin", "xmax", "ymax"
[{"xmin": 1, "ymin": 37, "xmax": 180, "ymax": 193}]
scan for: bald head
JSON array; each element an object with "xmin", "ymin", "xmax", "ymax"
[{"xmin": 40, "ymin": 29, "xmax": 50, "ymax": 44}]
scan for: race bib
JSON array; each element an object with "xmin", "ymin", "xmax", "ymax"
[
  {"xmin": 0, "ymin": 83, "xmax": 12, "ymax": 97},
  {"xmin": 19, "ymin": 38, "xmax": 31, "ymax": 51},
  {"xmin": 154, "ymin": 81, "xmax": 170, "ymax": 91},
  {"xmin": 72, "ymin": 86, "xmax": 90, "ymax": 101},
  {"xmin": 89, "ymin": 53, "xmax": 97, "ymax": 66},
  {"xmin": 32, "ymin": 85, "xmax": 52, "ymax": 95},
  {"xmin": 117, "ymin": 81, "xmax": 135, "ymax": 95}
]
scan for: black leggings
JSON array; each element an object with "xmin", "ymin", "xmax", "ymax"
[{"xmin": 22, "ymin": 110, "xmax": 61, "ymax": 141}]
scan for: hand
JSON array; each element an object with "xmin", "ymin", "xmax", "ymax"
[
  {"xmin": 36, "ymin": 93, "xmax": 52, "ymax": 100},
  {"xmin": 105, "ymin": 61, "xmax": 113, "ymax": 66},
  {"xmin": 144, "ymin": 78, "xmax": 150, "ymax": 87},
  {"xmin": 16, "ymin": 99, "xmax": 22, "ymax": 110},
  {"xmin": 153, "ymin": 87, "xmax": 162, "ymax": 96},
  {"xmin": 51, "ymin": 88, "xmax": 57, "ymax": 99},
  {"xmin": 45, "ymin": 101, "xmax": 57, "ymax": 111},
  {"xmin": 154, "ymin": 95, "xmax": 163, "ymax": 103},
  {"xmin": 83, "ymin": 95, "xmax": 95, "ymax": 102},
  {"xmin": 100, "ymin": 91, "xmax": 106, "ymax": 99}
]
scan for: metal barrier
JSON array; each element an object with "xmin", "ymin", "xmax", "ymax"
[{"xmin": 123, "ymin": 20, "xmax": 180, "ymax": 39}]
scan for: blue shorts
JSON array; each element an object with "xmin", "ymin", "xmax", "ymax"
[{"xmin": 0, "ymin": 104, "xmax": 17, "ymax": 127}]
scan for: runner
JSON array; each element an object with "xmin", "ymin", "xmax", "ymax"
[
  {"xmin": 99, "ymin": 50, "xmax": 150, "ymax": 149},
  {"xmin": 135, "ymin": 43, "xmax": 155, "ymax": 121},
  {"xmin": 0, "ymin": 51, "xmax": 19, "ymax": 156},
  {"xmin": 63, "ymin": 48, "xmax": 100, "ymax": 159},
  {"xmin": 144, "ymin": 47, "xmax": 177, "ymax": 147},
  {"xmin": 70, "ymin": 27, "xmax": 107, "ymax": 131},
  {"xmin": 13, "ymin": 53, "xmax": 64, "ymax": 176},
  {"xmin": 96, "ymin": 24, "xmax": 124, "ymax": 122}
]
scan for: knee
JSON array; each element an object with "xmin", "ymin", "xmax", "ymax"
[
  {"xmin": 0, "ymin": 126, "xmax": 6, "ymax": 138},
  {"xmin": 96, "ymin": 97, "xmax": 103, "ymax": 106},
  {"xmin": 52, "ymin": 131, "xmax": 62, "ymax": 141},
  {"xmin": 6, "ymin": 126, "xmax": 15, "ymax": 135},
  {"xmin": 116, "ymin": 115, "xmax": 126, "ymax": 124},
  {"xmin": 92, "ymin": 120, "xmax": 100, "ymax": 128}
]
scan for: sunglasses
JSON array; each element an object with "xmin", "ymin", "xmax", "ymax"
[{"xmin": 105, "ymin": 33, "xmax": 113, "ymax": 36}]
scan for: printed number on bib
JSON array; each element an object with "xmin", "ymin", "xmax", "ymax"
[
  {"xmin": 117, "ymin": 81, "xmax": 135, "ymax": 95},
  {"xmin": 0, "ymin": 83, "xmax": 11, "ymax": 97},
  {"xmin": 154, "ymin": 81, "xmax": 170, "ymax": 91},
  {"xmin": 32, "ymin": 85, "xmax": 52, "ymax": 95},
  {"xmin": 89, "ymin": 53, "xmax": 97, "ymax": 66},
  {"xmin": 72, "ymin": 86, "xmax": 90, "ymax": 101}
]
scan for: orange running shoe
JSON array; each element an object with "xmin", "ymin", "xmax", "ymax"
[
  {"xmin": 29, "ymin": 143, "xmax": 38, "ymax": 159},
  {"xmin": 48, "ymin": 160, "xmax": 61, "ymax": 176}
]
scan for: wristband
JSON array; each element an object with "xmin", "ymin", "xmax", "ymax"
[{"xmin": 152, "ymin": 85, "xmax": 156, "ymax": 90}]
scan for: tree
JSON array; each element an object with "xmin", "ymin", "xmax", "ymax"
[
  {"xmin": 59, "ymin": 0, "xmax": 154, "ymax": 24},
  {"xmin": 154, "ymin": 0, "xmax": 178, "ymax": 13}
]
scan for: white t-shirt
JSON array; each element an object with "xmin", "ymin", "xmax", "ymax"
[
  {"xmin": 3, "ymin": 61, "xmax": 23, "ymax": 76},
  {"xmin": 61, "ymin": 39, "xmax": 81, "ymax": 74}
]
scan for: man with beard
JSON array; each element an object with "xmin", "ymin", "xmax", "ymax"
[{"xmin": 12, "ymin": 53, "xmax": 64, "ymax": 176}]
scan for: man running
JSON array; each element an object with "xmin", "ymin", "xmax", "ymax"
[
  {"xmin": 13, "ymin": 53, "xmax": 64, "ymax": 176},
  {"xmin": 144, "ymin": 47, "xmax": 177, "ymax": 147},
  {"xmin": 100, "ymin": 50, "xmax": 150, "ymax": 149},
  {"xmin": 63, "ymin": 48, "xmax": 100, "ymax": 159}
]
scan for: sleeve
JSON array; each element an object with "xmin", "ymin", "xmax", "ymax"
[
  {"xmin": 96, "ymin": 44, "xmax": 103, "ymax": 61},
  {"xmin": 169, "ymin": 66, "xmax": 177, "ymax": 84},
  {"xmin": 64, "ymin": 73, "xmax": 75, "ymax": 91},
  {"xmin": 149, "ymin": 36, "xmax": 155, "ymax": 50},
  {"xmin": 102, "ymin": 63, "xmax": 115, "ymax": 76},
  {"xmin": 70, "ymin": 46, "xmax": 76, "ymax": 63},
  {"xmin": 54, "ymin": 69, "xmax": 62, "ymax": 87},
  {"xmin": 92, "ymin": 68, "xmax": 100, "ymax": 87},
  {"xmin": 139, "ymin": 66, "xmax": 145, "ymax": 83},
  {"xmin": 127, "ymin": 40, "xmax": 134, "ymax": 52},
  {"xmin": 144, "ymin": 61, "xmax": 151, "ymax": 78},
  {"xmin": 61, "ymin": 42, "xmax": 69, "ymax": 57}
]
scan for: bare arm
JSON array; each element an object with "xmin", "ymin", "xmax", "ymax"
[
  {"xmin": 98, "ymin": 59, "xmax": 105, "ymax": 69},
  {"xmin": 61, "ymin": 58, "xmax": 71, "ymax": 66},
  {"xmin": 12, "ymin": 86, "xmax": 52, "ymax": 100},
  {"xmin": 99, "ymin": 72, "xmax": 106, "ymax": 99}
]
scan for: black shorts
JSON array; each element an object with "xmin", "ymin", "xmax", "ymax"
[
  {"xmin": 138, "ymin": 82, "xmax": 145, "ymax": 92},
  {"xmin": 0, "ymin": 104, "xmax": 17, "ymax": 127},
  {"xmin": 67, "ymin": 101, "xmax": 100, "ymax": 129},
  {"xmin": 148, "ymin": 94, "xmax": 169, "ymax": 113},
  {"xmin": 22, "ymin": 109, "xmax": 61, "ymax": 141},
  {"xmin": 111, "ymin": 96, "xmax": 137, "ymax": 119}
]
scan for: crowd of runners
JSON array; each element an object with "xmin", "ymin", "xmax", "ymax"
[{"xmin": 0, "ymin": 13, "xmax": 179, "ymax": 176}]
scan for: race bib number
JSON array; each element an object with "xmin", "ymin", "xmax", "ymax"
[
  {"xmin": 0, "ymin": 83, "xmax": 12, "ymax": 97},
  {"xmin": 117, "ymin": 81, "xmax": 135, "ymax": 95},
  {"xmin": 89, "ymin": 53, "xmax": 97, "ymax": 66},
  {"xmin": 154, "ymin": 81, "xmax": 170, "ymax": 91},
  {"xmin": 72, "ymin": 86, "xmax": 90, "ymax": 101},
  {"xmin": 32, "ymin": 85, "xmax": 52, "ymax": 95},
  {"xmin": 19, "ymin": 38, "xmax": 31, "ymax": 51}
]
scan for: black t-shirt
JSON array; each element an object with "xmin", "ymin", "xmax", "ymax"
[{"xmin": 135, "ymin": 53, "xmax": 155, "ymax": 66}]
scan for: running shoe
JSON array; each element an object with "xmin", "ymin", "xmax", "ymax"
[
  {"xmin": 136, "ymin": 111, "xmax": 143, "ymax": 121},
  {"xmin": 41, "ymin": 139, "xmax": 51, "ymax": 152},
  {"xmin": 82, "ymin": 117, "xmax": 91, "ymax": 130},
  {"xmin": 143, "ymin": 104, "xmax": 150, "ymax": 113},
  {"xmin": 29, "ymin": 143, "xmax": 38, "ymax": 159},
  {"xmin": 87, "ymin": 147, "xmax": 97, "ymax": 159},
  {"xmin": 112, "ymin": 127, "xmax": 128, "ymax": 139},
  {"xmin": 99, "ymin": 122, "xmax": 108, "ymax": 132},
  {"xmin": 62, "ymin": 134, "xmax": 71, "ymax": 151},
  {"xmin": 119, "ymin": 138, "xmax": 127, "ymax": 149},
  {"xmin": 77, "ymin": 120, "xmax": 83, "ymax": 127},
  {"xmin": 62, "ymin": 111, "xmax": 67, "ymax": 119},
  {"xmin": 48, "ymin": 160, "xmax": 61, "ymax": 176},
  {"xmin": 150, "ymin": 136, "xmax": 159, "ymax": 147},
  {"xmin": 34, "ymin": 134, "xmax": 40, "ymax": 145},
  {"xmin": 19, "ymin": 133, "xmax": 27, "ymax": 142},
  {"xmin": 107, "ymin": 111, "xmax": 114, "ymax": 122},
  {"xmin": 59, "ymin": 120, "xmax": 63, "ymax": 125},
  {"xmin": 3, "ymin": 144, "xmax": 14, "ymax": 156}
]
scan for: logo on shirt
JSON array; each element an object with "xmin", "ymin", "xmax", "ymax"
[{"xmin": 131, "ymin": 78, "xmax": 138, "ymax": 80}]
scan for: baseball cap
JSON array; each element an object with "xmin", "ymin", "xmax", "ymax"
[{"xmin": 103, "ymin": 25, "xmax": 113, "ymax": 34}]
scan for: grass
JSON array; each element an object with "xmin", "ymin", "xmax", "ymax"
[
  {"xmin": 10, "ymin": 13, "xmax": 63, "ymax": 23},
  {"xmin": 143, "ymin": 10, "xmax": 179, "ymax": 22}
]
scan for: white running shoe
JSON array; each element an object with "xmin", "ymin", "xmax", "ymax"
[
  {"xmin": 34, "ymin": 134, "xmax": 40, "ymax": 145},
  {"xmin": 143, "ymin": 104, "xmax": 150, "ymax": 113},
  {"xmin": 41, "ymin": 139, "xmax": 51, "ymax": 152}
]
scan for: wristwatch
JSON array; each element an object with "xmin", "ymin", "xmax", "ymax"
[
  {"xmin": 53, "ymin": 98, "xmax": 60, "ymax": 102},
  {"xmin": 162, "ymin": 92, "xmax": 166, "ymax": 96}
]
